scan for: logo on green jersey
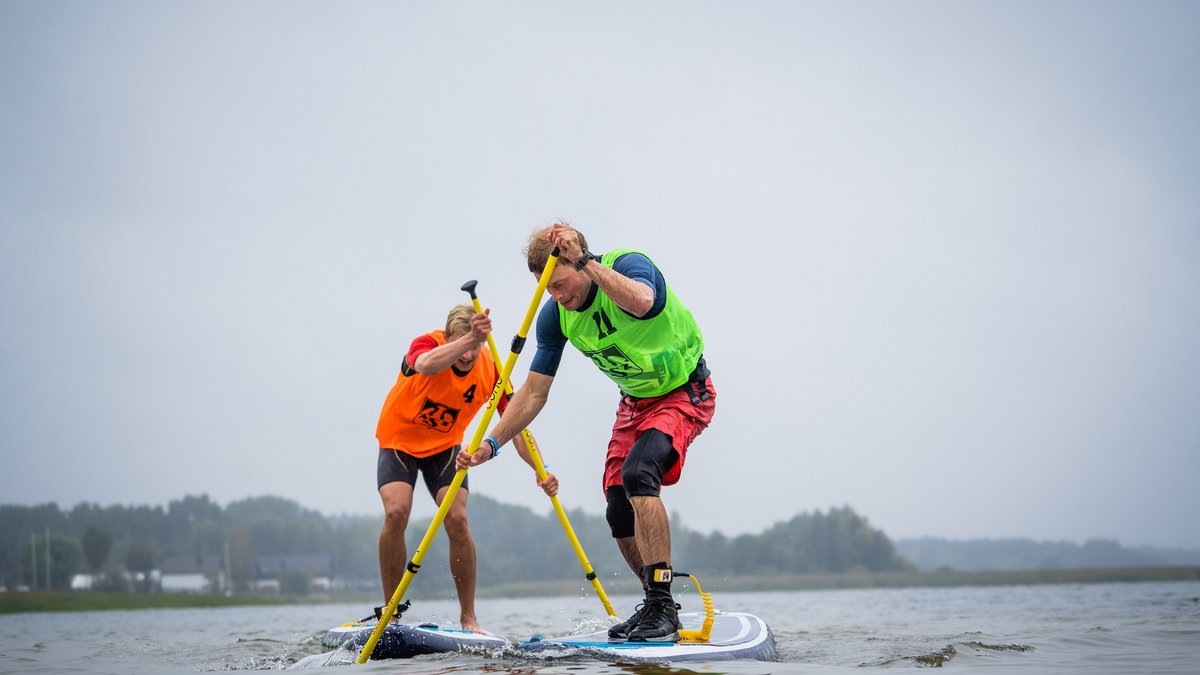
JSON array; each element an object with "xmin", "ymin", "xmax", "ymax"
[{"xmin": 581, "ymin": 344, "xmax": 644, "ymax": 379}]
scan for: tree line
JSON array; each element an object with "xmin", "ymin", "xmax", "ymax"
[
  {"xmin": 0, "ymin": 494, "xmax": 913, "ymax": 594},
  {"xmin": 895, "ymin": 536, "xmax": 1200, "ymax": 572}
]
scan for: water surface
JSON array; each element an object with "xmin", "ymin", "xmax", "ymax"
[{"xmin": 1, "ymin": 581, "xmax": 1196, "ymax": 673}]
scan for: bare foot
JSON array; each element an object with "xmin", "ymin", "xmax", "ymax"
[{"xmin": 461, "ymin": 617, "xmax": 483, "ymax": 633}]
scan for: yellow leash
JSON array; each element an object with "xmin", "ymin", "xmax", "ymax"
[
  {"xmin": 675, "ymin": 572, "xmax": 715, "ymax": 643},
  {"xmin": 461, "ymin": 279, "xmax": 617, "ymax": 617},
  {"xmin": 356, "ymin": 249, "xmax": 561, "ymax": 663}
]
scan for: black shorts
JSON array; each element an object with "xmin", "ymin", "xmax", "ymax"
[{"xmin": 377, "ymin": 446, "xmax": 467, "ymax": 499}]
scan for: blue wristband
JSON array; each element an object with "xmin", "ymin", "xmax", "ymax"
[{"xmin": 484, "ymin": 436, "xmax": 500, "ymax": 459}]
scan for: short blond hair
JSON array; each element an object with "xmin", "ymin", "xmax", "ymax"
[
  {"xmin": 444, "ymin": 303, "xmax": 474, "ymax": 338},
  {"xmin": 524, "ymin": 220, "xmax": 589, "ymax": 275}
]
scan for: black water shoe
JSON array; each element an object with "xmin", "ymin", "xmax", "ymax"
[
  {"xmin": 608, "ymin": 602, "xmax": 650, "ymax": 639},
  {"xmin": 626, "ymin": 598, "xmax": 682, "ymax": 642}
]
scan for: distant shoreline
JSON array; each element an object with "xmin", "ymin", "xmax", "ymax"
[
  {"xmin": 482, "ymin": 565, "xmax": 1200, "ymax": 598},
  {"xmin": 3, "ymin": 566, "xmax": 1197, "ymax": 615},
  {"xmin": 692, "ymin": 565, "xmax": 1200, "ymax": 592}
]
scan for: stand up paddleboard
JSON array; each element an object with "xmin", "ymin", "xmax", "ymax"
[
  {"xmin": 519, "ymin": 610, "xmax": 775, "ymax": 662},
  {"xmin": 523, "ymin": 574, "xmax": 774, "ymax": 663},
  {"xmin": 321, "ymin": 620, "xmax": 507, "ymax": 660}
]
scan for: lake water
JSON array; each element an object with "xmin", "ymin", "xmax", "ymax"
[{"xmin": 1, "ymin": 581, "xmax": 1197, "ymax": 673}]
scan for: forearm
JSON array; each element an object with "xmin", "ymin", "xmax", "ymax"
[
  {"xmin": 489, "ymin": 375, "xmax": 551, "ymax": 450},
  {"xmin": 412, "ymin": 338, "xmax": 474, "ymax": 374},
  {"xmin": 580, "ymin": 260, "xmax": 654, "ymax": 317}
]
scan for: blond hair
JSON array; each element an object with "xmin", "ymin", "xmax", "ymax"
[
  {"xmin": 524, "ymin": 220, "xmax": 589, "ymax": 275},
  {"xmin": 444, "ymin": 303, "xmax": 474, "ymax": 338}
]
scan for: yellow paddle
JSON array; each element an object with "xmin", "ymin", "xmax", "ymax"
[
  {"xmin": 356, "ymin": 248, "xmax": 561, "ymax": 663},
  {"xmin": 461, "ymin": 279, "xmax": 617, "ymax": 617}
]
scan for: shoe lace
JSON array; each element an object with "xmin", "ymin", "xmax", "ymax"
[
  {"xmin": 637, "ymin": 598, "xmax": 678, "ymax": 626},
  {"xmin": 622, "ymin": 602, "xmax": 649, "ymax": 626}
]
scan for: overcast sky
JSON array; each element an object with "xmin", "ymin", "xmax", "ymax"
[{"xmin": 2, "ymin": 1, "xmax": 1198, "ymax": 551}]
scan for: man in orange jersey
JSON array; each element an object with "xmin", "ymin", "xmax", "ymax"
[{"xmin": 374, "ymin": 303, "xmax": 503, "ymax": 632}]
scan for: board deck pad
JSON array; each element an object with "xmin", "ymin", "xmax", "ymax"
[{"xmin": 519, "ymin": 611, "xmax": 776, "ymax": 662}]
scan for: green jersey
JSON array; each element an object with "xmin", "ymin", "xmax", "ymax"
[{"xmin": 558, "ymin": 249, "xmax": 704, "ymax": 398}]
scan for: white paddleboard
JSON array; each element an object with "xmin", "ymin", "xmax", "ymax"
[{"xmin": 520, "ymin": 611, "xmax": 776, "ymax": 662}]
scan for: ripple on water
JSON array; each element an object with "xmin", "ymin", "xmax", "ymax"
[{"xmin": 960, "ymin": 640, "xmax": 1034, "ymax": 653}]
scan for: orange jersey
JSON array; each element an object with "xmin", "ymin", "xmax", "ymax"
[{"xmin": 375, "ymin": 330, "xmax": 500, "ymax": 458}]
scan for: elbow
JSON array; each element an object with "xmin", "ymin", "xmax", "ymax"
[
  {"xmin": 523, "ymin": 390, "xmax": 552, "ymax": 417},
  {"xmin": 633, "ymin": 294, "xmax": 655, "ymax": 318},
  {"xmin": 411, "ymin": 357, "xmax": 438, "ymax": 376}
]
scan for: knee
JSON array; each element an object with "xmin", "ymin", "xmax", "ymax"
[
  {"xmin": 443, "ymin": 509, "xmax": 471, "ymax": 539},
  {"xmin": 621, "ymin": 429, "xmax": 674, "ymax": 497},
  {"xmin": 605, "ymin": 486, "xmax": 635, "ymax": 539},
  {"xmin": 622, "ymin": 449, "xmax": 666, "ymax": 498},
  {"xmin": 621, "ymin": 461, "xmax": 659, "ymax": 498},
  {"xmin": 382, "ymin": 504, "xmax": 411, "ymax": 530}
]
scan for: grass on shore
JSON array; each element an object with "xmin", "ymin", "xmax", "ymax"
[{"xmin": 0, "ymin": 591, "xmax": 287, "ymax": 615}]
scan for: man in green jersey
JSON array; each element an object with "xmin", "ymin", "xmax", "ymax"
[{"xmin": 457, "ymin": 221, "xmax": 716, "ymax": 642}]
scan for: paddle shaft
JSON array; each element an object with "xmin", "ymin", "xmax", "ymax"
[
  {"xmin": 461, "ymin": 279, "xmax": 617, "ymax": 617},
  {"xmin": 356, "ymin": 250, "xmax": 561, "ymax": 663}
]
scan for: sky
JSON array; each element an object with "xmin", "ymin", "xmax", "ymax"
[{"xmin": 2, "ymin": 1, "xmax": 1198, "ymax": 551}]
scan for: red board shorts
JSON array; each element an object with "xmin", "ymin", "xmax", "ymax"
[{"xmin": 602, "ymin": 377, "xmax": 716, "ymax": 494}]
